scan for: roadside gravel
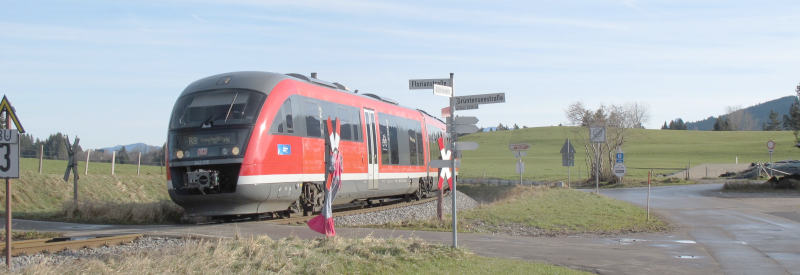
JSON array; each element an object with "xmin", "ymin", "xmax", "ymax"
[
  {"xmin": 335, "ymin": 191, "xmax": 479, "ymax": 226},
  {"xmin": 0, "ymin": 236, "xmax": 195, "ymax": 272}
]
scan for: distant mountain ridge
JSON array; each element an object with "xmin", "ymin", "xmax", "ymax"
[
  {"xmin": 685, "ymin": 95, "xmax": 796, "ymax": 130},
  {"xmin": 99, "ymin": 143, "xmax": 161, "ymax": 153}
]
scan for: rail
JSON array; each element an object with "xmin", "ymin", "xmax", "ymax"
[
  {"xmin": 269, "ymin": 196, "xmax": 440, "ymax": 225},
  {"xmin": 3, "ymin": 234, "xmax": 142, "ymax": 256}
]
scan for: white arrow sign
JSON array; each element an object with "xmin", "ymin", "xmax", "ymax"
[
  {"xmin": 430, "ymin": 159, "xmax": 460, "ymax": 168},
  {"xmin": 454, "ymin": 116, "xmax": 478, "ymax": 125},
  {"xmin": 454, "ymin": 124, "xmax": 479, "ymax": 134},
  {"xmin": 455, "ymin": 141, "xmax": 479, "ymax": 151}
]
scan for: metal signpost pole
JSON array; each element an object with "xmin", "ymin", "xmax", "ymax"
[
  {"xmin": 595, "ymin": 144, "xmax": 599, "ymax": 194},
  {"xmin": 4, "ymin": 115, "xmax": 10, "ymax": 269},
  {"xmin": 647, "ymin": 170, "xmax": 651, "ymax": 221},
  {"xmin": 449, "ymin": 73, "xmax": 458, "ymax": 248}
]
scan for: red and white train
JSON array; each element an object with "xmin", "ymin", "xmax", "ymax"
[{"xmin": 166, "ymin": 71, "xmax": 448, "ymax": 217}]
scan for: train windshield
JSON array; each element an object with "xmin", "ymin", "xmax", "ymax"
[{"xmin": 170, "ymin": 89, "xmax": 266, "ymax": 129}]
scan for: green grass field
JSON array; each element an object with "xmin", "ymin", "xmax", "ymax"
[
  {"xmin": 2, "ymin": 158, "xmax": 173, "ymax": 222},
  {"xmin": 459, "ymin": 127, "xmax": 798, "ymax": 183},
  {"xmin": 23, "ymin": 236, "xmax": 591, "ymax": 275},
  {"xmin": 377, "ymin": 185, "xmax": 668, "ymax": 236}
]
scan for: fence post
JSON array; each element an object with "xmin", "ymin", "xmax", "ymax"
[
  {"xmin": 84, "ymin": 149, "xmax": 90, "ymax": 175},
  {"xmin": 38, "ymin": 144, "xmax": 43, "ymax": 174},
  {"xmin": 111, "ymin": 151, "xmax": 116, "ymax": 175},
  {"xmin": 137, "ymin": 152, "xmax": 141, "ymax": 176}
]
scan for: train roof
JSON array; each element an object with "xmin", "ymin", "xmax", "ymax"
[{"xmin": 180, "ymin": 71, "xmax": 437, "ymax": 119}]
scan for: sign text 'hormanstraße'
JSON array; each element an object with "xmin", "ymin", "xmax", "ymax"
[{"xmin": 409, "ymin": 78, "xmax": 452, "ymax": 90}]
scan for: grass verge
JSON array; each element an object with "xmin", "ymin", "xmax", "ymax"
[
  {"xmin": 378, "ymin": 185, "xmax": 668, "ymax": 236},
  {"xmin": 58, "ymin": 200, "xmax": 184, "ymax": 224},
  {"xmin": 21, "ymin": 236, "xmax": 590, "ymax": 275}
]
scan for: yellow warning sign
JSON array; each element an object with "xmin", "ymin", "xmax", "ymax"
[{"xmin": 0, "ymin": 96, "xmax": 24, "ymax": 133}]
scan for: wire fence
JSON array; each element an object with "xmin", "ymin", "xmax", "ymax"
[{"xmin": 23, "ymin": 145, "xmax": 165, "ymax": 176}]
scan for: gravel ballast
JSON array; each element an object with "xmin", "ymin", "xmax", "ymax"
[{"xmin": 335, "ymin": 191, "xmax": 479, "ymax": 226}]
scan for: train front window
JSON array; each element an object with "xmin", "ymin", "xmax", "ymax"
[{"xmin": 170, "ymin": 90, "xmax": 266, "ymax": 129}]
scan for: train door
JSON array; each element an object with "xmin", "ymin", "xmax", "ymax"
[{"xmin": 364, "ymin": 109, "xmax": 379, "ymax": 189}]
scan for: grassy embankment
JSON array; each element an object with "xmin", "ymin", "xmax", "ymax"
[
  {"xmin": 459, "ymin": 126, "xmax": 797, "ymax": 186},
  {"xmin": 21, "ymin": 236, "xmax": 590, "ymax": 275},
  {"xmin": 379, "ymin": 184, "xmax": 668, "ymax": 235},
  {"xmin": 2, "ymin": 158, "xmax": 181, "ymax": 224}
]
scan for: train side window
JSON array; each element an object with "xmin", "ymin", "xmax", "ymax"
[
  {"xmin": 408, "ymin": 129, "xmax": 418, "ymax": 165},
  {"xmin": 271, "ymin": 98, "xmax": 293, "ymax": 134},
  {"xmin": 305, "ymin": 101, "xmax": 322, "ymax": 137},
  {"xmin": 389, "ymin": 121, "xmax": 399, "ymax": 165},
  {"xmin": 416, "ymin": 131, "xmax": 424, "ymax": 164},
  {"xmin": 380, "ymin": 118, "xmax": 391, "ymax": 165}
]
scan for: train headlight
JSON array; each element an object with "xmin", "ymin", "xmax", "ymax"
[
  {"xmin": 176, "ymin": 150, "xmax": 184, "ymax": 159},
  {"xmin": 232, "ymin": 146, "xmax": 240, "ymax": 155}
]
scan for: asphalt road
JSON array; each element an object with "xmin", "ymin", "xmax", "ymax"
[
  {"xmin": 599, "ymin": 182, "xmax": 800, "ymax": 275},
  {"xmin": 4, "ymin": 183, "xmax": 799, "ymax": 274}
]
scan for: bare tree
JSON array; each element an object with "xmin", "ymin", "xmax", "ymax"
[
  {"xmin": 565, "ymin": 101, "xmax": 649, "ymax": 183},
  {"xmin": 725, "ymin": 106, "xmax": 757, "ymax": 130}
]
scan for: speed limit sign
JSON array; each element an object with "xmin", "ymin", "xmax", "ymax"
[{"xmin": 767, "ymin": 140, "xmax": 775, "ymax": 153}]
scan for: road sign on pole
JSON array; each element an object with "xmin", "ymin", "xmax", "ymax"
[
  {"xmin": 409, "ymin": 78, "xmax": 452, "ymax": 90},
  {"xmin": 0, "ymin": 95, "xmax": 24, "ymax": 270},
  {"xmin": 455, "ymin": 104, "xmax": 478, "ymax": 110},
  {"xmin": 454, "ymin": 124, "xmax": 479, "ymax": 134},
  {"xmin": 767, "ymin": 140, "xmax": 775, "ymax": 153},
  {"xmin": 454, "ymin": 93, "xmax": 505, "ymax": 108},
  {"xmin": 455, "ymin": 141, "xmax": 479, "ymax": 151},
  {"xmin": 433, "ymin": 84, "xmax": 453, "ymax": 97},
  {"xmin": 561, "ymin": 139, "xmax": 575, "ymax": 167},
  {"xmin": 613, "ymin": 163, "xmax": 627, "ymax": 178},
  {"xmin": 0, "ymin": 130, "xmax": 20, "ymax": 179},
  {"xmin": 590, "ymin": 126, "xmax": 606, "ymax": 143},
  {"xmin": 615, "ymin": 147, "xmax": 624, "ymax": 163},
  {"xmin": 454, "ymin": 116, "xmax": 479, "ymax": 125},
  {"xmin": 509, "ymin": 143, "xmax": 531, "ymax": 151}
]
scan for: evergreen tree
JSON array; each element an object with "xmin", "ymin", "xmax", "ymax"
[
  {"xmin": 783, "ymin": 99, "xmax": 800, "ymax": 144},
  {"xmin": 513, "ymin": 124, "xmax": 520, "ymax": 130},
  {"xmin": 713, "ymin": 116, "xmax": 731, "ymax": 131},
  {"xmin": 661, "ymin": 121, "xmax": 668, "ymax": 130},
  {"xmin": 763, "ymin": 110, "xmax": 781, "ymax": 131},
  {"xmin": 116, "ymin": 146, "xmax": 130, "ymax": 164}
]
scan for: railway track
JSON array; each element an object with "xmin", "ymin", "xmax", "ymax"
[
  {"xmin": 269, "ymin": 195, "xmax": 441, "ymax": 225},
  {"xmin": 3, "ymin": 234, "xmax": 142, "ymax": 256}
]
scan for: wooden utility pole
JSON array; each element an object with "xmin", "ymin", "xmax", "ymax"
[
  {"xmin": 85, "ymin": 149, "xmax": 90, "ymax": 176},
  {"xmin": 137, "ymin": 152, "xmax": 141, "ymax": 176},
  {"xmin": 111, "ymin": 151, "xmax": 116, "ymax": 175},
  {"xmin": 38, "ymin": 144, "xmax": 43, "ymax": 174}
]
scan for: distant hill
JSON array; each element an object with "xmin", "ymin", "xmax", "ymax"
[
  {"xmin": 99, "ymin": 143, "xmax": 161, "ymax": 154},
  {"xmin": 685, "ymin": 95, "xmax": 796, "ymax": 130}
]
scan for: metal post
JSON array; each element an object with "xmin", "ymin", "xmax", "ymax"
[
  {"xmin": 647, "ymin": 169, "xmax": 651, "ymax": 221},
  {"xmin": 111, "ymin": 151, "xmax": 116, "ymax": 175},
  {"xmin": 519, "ymin": 158, "xmax": 522, "ymax": 185},
  {"xmin": 5, "ymin": 117, "xmax": 11, "ymax": 269},
  {"xmin": 448, "ymin": 72, "xmax": 457, "ymax": 248},
  {"xmin": 595, "ymin": 144, "xmax": 599, "ymax": 194},
  {"xmin": 85, "ymin": 149, "xmax": 90, "ymax": 176},
  {"xmin": 137, "ymin": 152, "xmax": 141, "ymax": 176},
  {"xmin": 769, "ymin": 151, "xmax": 773, "ymax": 177},
  {"xmin": 38, "ymin": 144, "xmax": 43, "ymax": 174},
  {"xmin": 567, "ymin": 165, "xmax": 571, "ymax": 188}
]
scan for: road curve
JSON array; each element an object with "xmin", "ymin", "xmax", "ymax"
[{"xmin": 599, "ymin": 182, "xmax": 800, "ymax": 275}]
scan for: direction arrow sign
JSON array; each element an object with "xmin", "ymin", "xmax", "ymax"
[
  {"xmin": 433, "ymin": 84, "xmax": 453, "ymax": 97},
  {"xmin": 454, "ymin": 124, "xmax": 479, "ymax": 134},
  {"xmin": 509, "ymin": 143, "xmax": 531, "ymax": 151},
  {"xmin": 454, "ymin": 116, "xmax": 478, "ymax": 125},
  {"xmin": 409, "ymin": 78, "xmax": 452, "ymax": 90},
  {"xmin": 453, "ymin": 93, "xmax": 505, "ymax": 108},
  {"xmin": 430, "ymin": 159, "xmax": 460, "ymax": 168},
  {"xmin": 455, "ymin": 141, "xmax": 479, "ymax": 151}
]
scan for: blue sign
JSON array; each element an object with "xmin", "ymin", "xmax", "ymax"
[
  {"xmin": 278, "ymin": 144, "xmax": 291, "ymax": 155},
  {"xmin": 615, "ymin": 153, "xmax": 624, "ymax": 163}
]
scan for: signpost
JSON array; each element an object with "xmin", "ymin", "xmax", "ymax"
[
  {"xmin": 767, "ymin": 140, "xmax": 775, "ymax": 176},
  {"xmin": 410, "ymin": 73, "xmax": 504, "ymax": 248},
  {"xmin": 0, "ymin": 95, "xmax": 24, "ymax": 269},
  {"xmin": 589, "ymin": 126, "xmax": 605, "ymax": 194},
  {"xmin": 561, "ymin": 139, "xmax": 575, "ymax": 187},
  {"xmin": 613, "ymin": 163, "xmax": 626, "ymax": 178},
  {"xmin": 510, "ymin": 143, "xmax": 530, "ymax": 185}
]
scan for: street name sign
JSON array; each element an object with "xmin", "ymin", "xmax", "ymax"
[
  {"xmin": 0, "ymin": 129, "xmax": 19, "ymax": 178},
  {"xmin": 509, "ymin": 143, "xmax": 531, "ymax": 151},
  {"xmin": 433, "ymin": 84, "xmax": 453, "ymax": 97},
  {"xmin": 453, "ymin": 93, "xmax": 505, "ymax": 108},
  {"xmin": 590, "ymin": 126, "xmax": 606, "ymax": 143},
  {"xmin": 455, "ymin": 141, "xmax": 479, "ymax": 151},
  {"xmin": 409, "ymin": 78, "xmax": 452, "ymax": 90}
]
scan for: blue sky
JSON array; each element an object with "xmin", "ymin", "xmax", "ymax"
[{"xmin": 2, "ymin": 0, "xmax": 800, "ymax": 148}]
